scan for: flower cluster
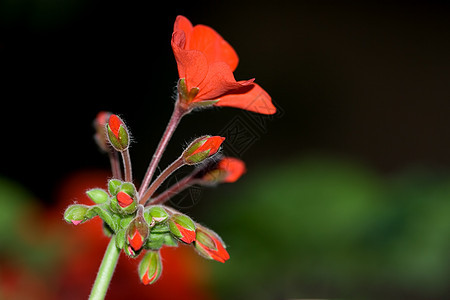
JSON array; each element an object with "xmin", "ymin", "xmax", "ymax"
[{"xmin": 63, "ymin": 15, "xmax": 275, "ymax": 289}]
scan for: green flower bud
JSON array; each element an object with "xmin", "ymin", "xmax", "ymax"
[
  {"xmin": 86, "ymin": 188, "xmax": 109, "ymax": 204},
  {"xmin": 138, "ymin": 251, "xmax": 162, "ymax": 285},
  {"xmin": 63, "ymin": 204, "xmax": 91, "ymax": 225}
]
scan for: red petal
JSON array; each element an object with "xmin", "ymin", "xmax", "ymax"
[
  {"xmin": 194, "ymin": 62, "xmax": 253, "ymax": 101},
  {"xmin": 171, "ymin": 32, "xmax": 208, "ymax": 92},
  {"xmin": 117, "ymin": 191, "xmax": 133, "ymax": 208},
  {"xmin": 175, "ymin": 223, "xmax": 196, "ymax": 244},
  {"xmin": 128, "ymin": 229, "xmax": 144, "ymax": 251},
  {"xmin": 190, "ymin": 24, "xmax": 239, "ymax": 72},
  {"xmin": 108, "ymin": 115, "xmax": 122, "ymax": 137},
  {"xmin": 216, "ymin": 83, "xmax": 276, "ymax": 115}
]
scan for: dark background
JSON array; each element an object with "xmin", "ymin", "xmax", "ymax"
[
  {"xmin": 1, "ymin": 1, "xmax": 450, "ymax": 299},
  {"xmin": 2, "ymin": 0, "xmax": 449, "ymax": 202}
]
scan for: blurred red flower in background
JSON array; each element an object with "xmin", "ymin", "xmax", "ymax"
[{"xmin": 0, "ymin": 170, "xmax": 215, "ymax": 300}]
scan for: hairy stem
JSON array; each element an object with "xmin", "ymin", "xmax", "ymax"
[
  {"xmin": 121, "ymin": 149, "xmax": 132, "ymax": 182},
  {"xmin": 148, "ymin": 171, "xmax": 202, "ymax": 206},
  {"xmin": 89, "ymin": 238, "xmax": 120, "ymax": 300},
  {"xmin": 138, "ymin": 102, "xmax": 187, "ymax": 195},
  {"xmin": 109, "ymin": 151, "xmax": 122, "ymax": 180},
  {"xmin": 140, "ymin": 156, "xmax": 185, "ymax": 205}
]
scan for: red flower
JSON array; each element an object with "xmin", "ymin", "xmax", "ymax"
[{"xmin": 171, "ymin": 15, "xmax": 276, "ymax": 115}]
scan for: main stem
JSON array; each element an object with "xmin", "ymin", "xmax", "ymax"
[
  {"xmin": 138, "ymin": 103, "xmax": 186, "ymax": 196},
  {"xmin": 89, "ymin": 238, "xmax": 120, "ymax": 300}
]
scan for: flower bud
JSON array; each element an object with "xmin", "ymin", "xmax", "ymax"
[
  {"xmin": 201, "ymin": 157, "xmax": 246, "ymax": 184},
  {"xmin": 86, "ymin": 188, "xmax": 109, "ymax": 204},
  {"xmin": 106, "ymin": 114, "xmax": 130, "ymax": 151},
  {"xmin": 144, "ymin": 206, "xmax": 169, "ymax": 225},
  {"xmin": 63, "ymin": 204, "xmax": 91, "ymax": 225},
  {"xmin": 168, "ymin": 213, "xmax": 196, "ymax": 244},
  {"xmin": 182, "ymin": 136, "xmax": 225, "ymax": 165},
  {"xmin": 110, "ymin": 182, "xmax": 138, "ymax": 215},
  {"xmin": 125, "ymin": 206, "xmax": 149, "ymax": 256},
  {"xmin": 138, "ymin": 251, "xmax": 162, "ymax": 285},
  {"xmin": 93, "ymin": 111, "xmax": 112, "ymax": 152},
  {"xmin": 194, "ymin": 226, "xmax": 230, "ymax": 263}
]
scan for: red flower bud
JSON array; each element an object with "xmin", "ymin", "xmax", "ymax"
[
  {"xmin": 138, "ymin": 251, "xmax": 162, "ymax": 285},
  {"xmin": 126, "ymin": 212, "xmax": 149, "ymax": 254},
  {"xmin": 194, "ymin": 226, "xmax": 229, "ymax": 263},
  {"xmin": 183, "ymin": 135, "xmax": 225, "ymax": 165},
  {"xmin": 201, "ymin": 157, "xmax": 246, "ymax": 184},
  {"xmin": 168, "ymin": 214, "xmax": 196, "ymax": 244},
  {"xmin": 94, "ymin": 111, "xmax": 112, "ymax": 152},
  {"xmin": 106, "ymin": 114, "xmax": 130, "ymax": 151}
]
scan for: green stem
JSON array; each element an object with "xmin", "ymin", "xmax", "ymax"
[{"xmin": 89, "ymin": 237, "xmax": 120, "ymax": 300}]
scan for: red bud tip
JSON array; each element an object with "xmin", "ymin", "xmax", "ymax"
[
  {"xmin": 128, "ymin": 229, "xmax": 144, "ymax": 251},
  {"xmin": 71, "ymin": 220, "xmax": 82, "ymax": 226},
  {"xmin": 142, "ymin": 266, "xmax": 159, "ymax": 285},
  {"xmin": 176, "ymin": 223, "xmax": 196, "ymax": 243},
  {"xmin": 219, "ymin": 157, "xmax": 246, "ymax": 183},
  {"xmin": 197, "ymin": 238, "xmax": 230, "ymax": 263},
  {"xmin": 108, "ymin": 114, "xmax": 123, "ymax": 138},
  {"xmin": 117, "ymin": 191, "xmax": 134, "ymax": 208}
]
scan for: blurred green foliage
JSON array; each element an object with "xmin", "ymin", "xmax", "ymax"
[{"xmin": 200, "ymin": 156, "xmax": 450, "ymax": 299}]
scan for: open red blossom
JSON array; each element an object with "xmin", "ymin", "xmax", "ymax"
[{"xmin": 171, "ymin": 15, "xmax": 276, "ymax": 115}]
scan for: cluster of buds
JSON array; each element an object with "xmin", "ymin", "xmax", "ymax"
[
  {"xmin": 63, "ymin": 15, "xmax": 275, "ymax": 291},
  {"xmin": 64, "ymin": 113, "xmax": 242, "ymax": 285}
]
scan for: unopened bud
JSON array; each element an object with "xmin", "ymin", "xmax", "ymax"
[
  {"xmin": 93, "ymin": 111, "xmax": 112, "ymax": 152},
  {"xmin": 182, "ymin": 135, "xmax": 225, "ymax": 165},
  {"xmin": 144, "ymin": 206, "xmax": 169, "ymax": 225},
  {"xmin": 110, "ymin": 182, "xmax": 137, "ymax": 215},
  {"xmin": 63, "ymin": 204, "xmax": 91, "ymax": 226},
  {"xmin": 201, "ymin": 157, "xmax": 246, "ymax": 185},
  {"xmin": 194, "ymin": 226, "xmax": 230, "ymax": 263},
  {"xmin": 126, "ymin": 207, "xmax": 149, "ymax": 256},
  {"xmin": 138, "ymin": 251, "xmax": 162, "ymax": 285},
  {"xmin": 106, "ymin": 114, "xmax": 130, "ymax": 151},
  {"xmin": 168, "ymin": 213, "xmax": 196, "ymax": 244},
  {"xmin": 86, "ymin": 188, "xmax": 109, "ymax": 204}
]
